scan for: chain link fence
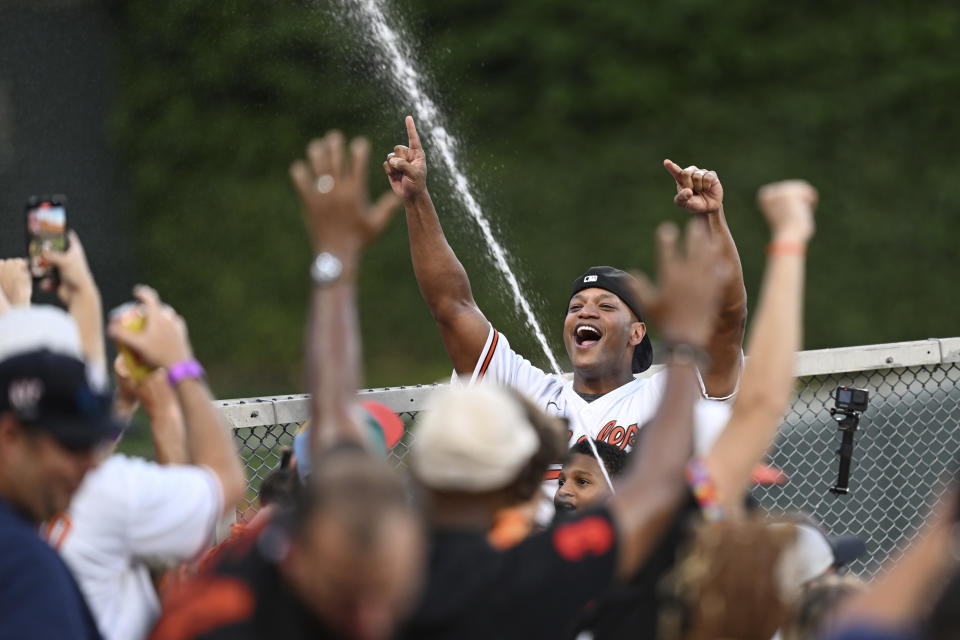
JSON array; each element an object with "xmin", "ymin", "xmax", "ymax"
[{"xmin": 219, "ymin": 338, "xmax": 960, "ymax": 579}]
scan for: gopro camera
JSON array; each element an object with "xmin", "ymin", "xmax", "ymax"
[{"xmin": 834, "ymin": 386, "xmax": 869, "ymax": 414}]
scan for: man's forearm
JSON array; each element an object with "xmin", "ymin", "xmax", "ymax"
[
  {"xmin": 306, "ymin": 261, "xmax": 367, "ymax": 451},
  {"xmin": 176, "ymin": 379, "xmax": 245, "ymax": 510},
  {"xmin": 611, "ymin": 360, "xmax": 698, "ymax": 577},
  {"xmin": 618, "ymin": 361, "xmax": 697, "ymax": 506},
  {"xmin": 149, "ymin": 406, "xmax": 188, "ymax": 465},
  {"xmin": 404, "ymin": 191, "xmax": 476, "ymax": 319},
  {"xmin": 701, "ymin": 207, "xmax": 747, "ymax": 397},
  {"xmin": 69, "ymin": 286, "xmax": 107, "ymax": 380}
]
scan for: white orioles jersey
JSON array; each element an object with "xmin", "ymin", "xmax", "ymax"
[{"xmin": 463, "ymin": 327, "xmax": 735, "ymax": 523}]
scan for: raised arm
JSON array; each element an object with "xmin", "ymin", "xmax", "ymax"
[
  {"xmin": 43, "ymin": 232, "xmax": 107, "ymax": 383},
  {"xmin": 0, "ymin": 258, "xmax": 32, "ymax": 315},
  {"xmin": 704, "ymin": 180, "xmax": 817, "ymax": 514},
  {"xmin": 384, "ymin": 116, "xmax": 490, "ymax": 375},
  {"xmin": 108, "ymin": 286, "xmax": 246, "ymax": 515},
  {"xmin": 113, "ymin": 356, "xmax": 188, "ymax": 465},
  {"xmin": 609, "ymin": 220, "xmax": 730, "ymax": 578},
  {"xmin": 291, "ymin": 130, "xmax": 400, "ymax": 452},
  {"xmin": 664, "ymin": 160, "xmax": 747, "ymax": 397}
]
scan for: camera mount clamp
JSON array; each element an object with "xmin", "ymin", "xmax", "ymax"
[
  {"xmin": 829, "ymin": 409, "xmax": 862, "ymax": 495},
  {"xmin": 829, "ymin": 386, "xmax": 870, "ymax": 495}
]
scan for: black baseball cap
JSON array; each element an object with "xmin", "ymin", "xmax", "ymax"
[
  {"xmin": 570, "ymin": 266, "xmax": 654, "ymax": 373},
  {"xmin": 0, "ymin": 307, "xmax": 122, "ymax": 450},
  {"xmin": 0, "ymin": 350, "xmax": 122, "ymax": 449}
]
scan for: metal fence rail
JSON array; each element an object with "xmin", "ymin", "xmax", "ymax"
[{"xmin": 219, "ymin": 337, "xmax": 960, "ymax": 579}]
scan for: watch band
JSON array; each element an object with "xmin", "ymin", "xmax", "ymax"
[
  {"xmin": 662, "ymin": 341, "xmax": 711, "ymax": 369},
  {"xmin": 310, "ymin": 252, "xmax": 343, "ymax": 286}
]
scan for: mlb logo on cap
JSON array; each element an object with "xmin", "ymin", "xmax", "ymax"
[{"xmin": 583, "ymin": 275, "xmax": 598, "ymax": 283}]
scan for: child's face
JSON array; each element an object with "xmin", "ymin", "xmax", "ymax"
[{"xmin": 554, "ymin": 453, "xmax": 614, "ymax": 515}]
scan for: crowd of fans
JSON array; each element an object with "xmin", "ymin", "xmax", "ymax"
[{"xmin": 0, "ymin": 117, "xmax": 957, "ymax": 640}]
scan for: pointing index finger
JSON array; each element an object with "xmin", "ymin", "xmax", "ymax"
[
  {"xmin": 663, "ymin": 159, "xmax": 684, "ymax": 183},
  {"xmin": 405, "ymin": 116, "xmax": 422, "ymax": 150}
]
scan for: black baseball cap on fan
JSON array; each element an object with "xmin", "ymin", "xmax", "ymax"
[
  {"xmin": 570, "ymin": 266, "xmax": 654, "ymax": 374},
  {"xmin": 0, "ymin": 350, "xmax": 122, "ymax": 450}
]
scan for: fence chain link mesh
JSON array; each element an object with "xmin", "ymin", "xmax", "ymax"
[
  {"xmin": 229, "ymin": 360, "xmax": 960, "ymax": 579},
  {"xmin": 753, "ymin": 362, "xmax": 960, "ymax": 579}
]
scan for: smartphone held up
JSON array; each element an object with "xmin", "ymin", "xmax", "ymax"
[{"xmin": 26, "ymin": 195, "xmax": 68, "ymax": 284}]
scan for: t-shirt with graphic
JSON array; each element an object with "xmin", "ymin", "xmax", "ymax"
[
  {"xmin": 44, "ymin": 454, "xmax": 223, "ymax": 640},
  {"xmin": 569, "ymin": 492, "xmax": 701, "ymax": 639},
  {"xmin": 399, "ymin": 506, "xmax": 619, "ymax": 640},
  {"xmin": 0, "ymin": 495, "xmax": 100, "ymax": 640},
  {"xmin": 464, "ymin": 327, "xmax": 734, "ymax": 521}
]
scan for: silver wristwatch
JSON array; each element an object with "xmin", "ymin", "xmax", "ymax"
[{"xmin": 310, "ymin": 252, "xmax": 343, "ymax": 286}]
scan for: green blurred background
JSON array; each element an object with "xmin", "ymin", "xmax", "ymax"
[{"xmin": 2, "ymin": 0, "xmax": 958, "ymax": 407}]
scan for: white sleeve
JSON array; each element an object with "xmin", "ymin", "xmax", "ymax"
[
  {"xmin": 692, "ymin": 397, "xmax": 735, "ymax": 456},
  {"xmin": 459, "ymin": 327, "xmax": 561, "ymax": 402},
  {"xmin": 696, "ymin": 349, "xmax": 744, "ymax": 401},
  {"xmin": 123, "ymin": 459, "xmax": 224, "ymax": 560}
]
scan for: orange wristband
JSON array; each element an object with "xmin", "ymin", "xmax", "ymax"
[{"xmin": 766, "ymin": 241, "xmax": 806, "ymax": 256}]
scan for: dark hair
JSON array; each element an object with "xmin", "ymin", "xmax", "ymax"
[
  {"xmin": 282, "ymin": 449, "xmax": 415, "ymax": 547},
  {"xmin": 259, "ymin": 467, "xmax": 295, "ymax": 508},
  {"xmin": 567, "ymin": 439, "xmax": 629, "ymax": 478},
  {"xmin": 926, "ymin": 568, "xmax": 960, "ymax": 640},
  {"xmin": 782, "ymin": 574, "xmax": 864, "ymax": 640},
  {"xmin": 502, "ymin": 389, "xmax": 568, "ymax": 505}
]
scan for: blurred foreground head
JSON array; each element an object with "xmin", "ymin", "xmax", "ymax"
[
  {"xmin": 273, "ymin": 448, "xmax": 424, "ymax": 640},
  {"xmin": 659, "ymin": 518, "xmax": 802, "ymax": 640},
  {"xmin": 411, "ymin": 384, "xmax": 566, "ymax": 513},
  {"xmin": 0, "ymin": 307, "xmax": 120, "ymax": 524},
  {"xmin": 782, "ymin": 573, "xmax": 865, "ymax": 640}
]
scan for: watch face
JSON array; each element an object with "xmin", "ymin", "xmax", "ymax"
[{"xmin": 312, "ymin": 252, "xmax": 343, "ymax": 284}]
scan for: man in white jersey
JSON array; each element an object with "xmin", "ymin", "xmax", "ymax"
[
  {"xmin": 40, "ymin": 234, "xmax": 246, "ymax": 640},
  {"xmin": 384, "ymin": 117, "xmax": 747, "ymax": 515}
]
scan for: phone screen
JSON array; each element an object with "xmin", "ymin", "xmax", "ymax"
[{"xmin": 26, "ymin": 198, "xmax": 67, "ymax": 279}]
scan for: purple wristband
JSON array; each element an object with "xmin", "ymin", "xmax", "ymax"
[{"xmin": 167, "ymin": 359, "xmax": 205, "ymax": 387}]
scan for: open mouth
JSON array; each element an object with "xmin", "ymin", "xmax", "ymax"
[
  {"xmin": 574, "ymin": 324, "xmax": 603, "ymax": 347},
  {"xmin": 555, "ymin": 501, "xmax": 577, "ymax": 513}
]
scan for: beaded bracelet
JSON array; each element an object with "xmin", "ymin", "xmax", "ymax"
[{"xmin": 686, "ymin": 457, "xmax": 725, "ymax": 522}]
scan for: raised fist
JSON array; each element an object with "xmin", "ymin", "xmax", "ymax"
[{"xmin": 756, "ymin": 180, "xmax": 817, "ymax": 244}]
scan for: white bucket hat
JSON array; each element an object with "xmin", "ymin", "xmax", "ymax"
[{"xmin": 411, "ymin": 384, "xmax": 539, "ymax": 492}]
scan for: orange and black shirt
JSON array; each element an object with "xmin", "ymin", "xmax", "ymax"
[
  {"xmin": 399, "ymin": 506, "xmax": 619, "ymax": 640},
  {"xmin": 150, "ymin": 533, "xmax": 340, "ymax": 640}
]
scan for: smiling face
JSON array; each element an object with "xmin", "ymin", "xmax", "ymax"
[
  {"xmin": 563, "ymin": 288, "xmax": 645, "ymax": 383},
  {"xmin": 554, "ymin": 453, "xmax": 614, "ymax": 515}
]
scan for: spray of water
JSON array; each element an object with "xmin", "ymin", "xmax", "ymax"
[{"xmin": 342, "ymin": 0, "xmax": 563, "ymax": 375}]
